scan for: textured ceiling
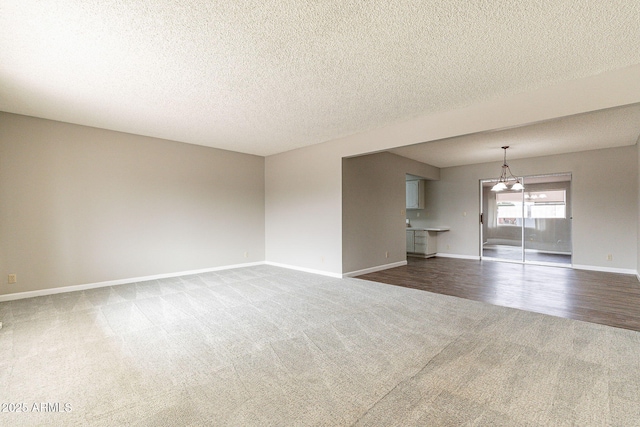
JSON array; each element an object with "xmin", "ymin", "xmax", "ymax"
[
  {"xmin": 1, "ymin": 1, "xmax": 640, "ymax": 156},
  {"xmin": 391, "ymin": 103, "xmax": 640, "ymax": 167}
]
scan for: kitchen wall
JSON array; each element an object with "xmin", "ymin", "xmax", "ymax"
[
  {"xmin": 425, "ymin": 146, "xmax": 638, "ymax": 271},
  {"xmin": 0, "ymin": 113, "xmax": 265, "ymax": 295},
  {"xmin": 405, "ymin": 179, "xmax": 437, "ymax": 229},
  {"xmin": 342, "ymin": 153, "xmax": 438, "ymax": 275}
]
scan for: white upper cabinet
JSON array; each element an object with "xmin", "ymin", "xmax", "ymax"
[{"xmin": 406, "ymin": 180, "xmax": 425, "ymax": 209}]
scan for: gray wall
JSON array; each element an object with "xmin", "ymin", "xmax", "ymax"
[
  {"xmin": 342, "ymin": 152, "xmax": 439, "ymax": 274},
  {"xmin": 0, "ymin": 113, "xmax": 265, "ymax": 295},
  {"xmin": 2, "ymin": 70, "xmax": 633, "ymax": 289},
  {"xmin": 425, "ymin": 146, "xmax": 638, "ymax": 270},
  {"xmin": 265, "ymin": 143, "xmax": 343, "ymax": 273}
]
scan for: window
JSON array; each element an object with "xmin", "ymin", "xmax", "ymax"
[
  {"xmin": 525, "ymin": 190, "xmax": 566, "ymax": 219},
  {"xmin": 496, "ymin": 190, "xmax": 566, "ymax": 225}
]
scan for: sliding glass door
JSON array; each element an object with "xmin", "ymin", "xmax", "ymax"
[
  {"xmin": 480, "ymin": 173, "xmax": 572, "ymax": 266},
  {"xmin": 481, "ymin": 180, "xmax": 524, "ymax": 262}
]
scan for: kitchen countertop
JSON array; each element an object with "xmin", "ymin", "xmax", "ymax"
[{"xmin": 406, "ymin": 227, "xmax": 450, "ymax": 232}]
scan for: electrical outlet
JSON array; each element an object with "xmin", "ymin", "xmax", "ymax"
[
  {"xmin": 244, "ymin": 251, "xmax": 248, "ymax": 258},
  {"xmin": 8, "ymin": 274, "xmax": 17, "ymax": 284},
  {"xmin": 385, "ymin": 251, "xmax": 389, "ymax": 258},
  {"xmin": 607, "ymin": 254, "xmax": 613, "ymax": 261}
]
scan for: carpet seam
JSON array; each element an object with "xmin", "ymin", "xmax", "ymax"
[{"xmin": 350, "ymin": 336, "xmax": 462, "ymax": 425}]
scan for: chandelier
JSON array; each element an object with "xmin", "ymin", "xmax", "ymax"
[{"xmin": 491, "ymin": 146, "xmax": 524, "ymax": 192}]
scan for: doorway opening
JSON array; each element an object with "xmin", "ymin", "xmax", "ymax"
[{"xmin": 480, "ymin": 173, "xmax": 572, "ymax": 266}]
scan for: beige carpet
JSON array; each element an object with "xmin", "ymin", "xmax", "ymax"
[{"xmin": 1, "ymin": 265, "xmax": 639, "ymax": 426}]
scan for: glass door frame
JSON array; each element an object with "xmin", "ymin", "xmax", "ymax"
[{"xmin": 479, "ymin": 173, "xmax": 573, "ymax": 267}]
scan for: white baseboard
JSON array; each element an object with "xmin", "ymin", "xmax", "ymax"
[
  {"xmin": 0, "ymin": 261, "xmax": 265, "ymax": 302},
  {"xmin": 3, "ymin": 259, "xmax": 637, "ymax": 302},
  {"xmin": 572, "ymin": 264, "xmax": 638, "ymax": 276},
  {"xmin": 264, "ymin": 262, "xmax": 343, "ymax": 279},
  {"xmin": 343, "ymin": 260, "xmax": 407, "ymax": 278},
  {"xmin": 436, "ymin": 253, "xmax": 481, "ymax": 261}
]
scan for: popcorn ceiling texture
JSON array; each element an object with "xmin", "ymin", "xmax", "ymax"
[
  {"xmin": 1, "ymin": 1, "xmax": 639, "ymax": 155},
  {"xmin": 391, "ymin": 104, "xmax": 640, "ymax": 167}
]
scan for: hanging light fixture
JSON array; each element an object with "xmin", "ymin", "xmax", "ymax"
[{"xmin": 491, "ymin": 146, "xmax": 524, "ymax": 192}]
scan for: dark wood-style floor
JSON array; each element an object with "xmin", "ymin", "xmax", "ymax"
[{"xmin": 359, "ymin": 257, "xmax": 640, "ymax": 332}]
